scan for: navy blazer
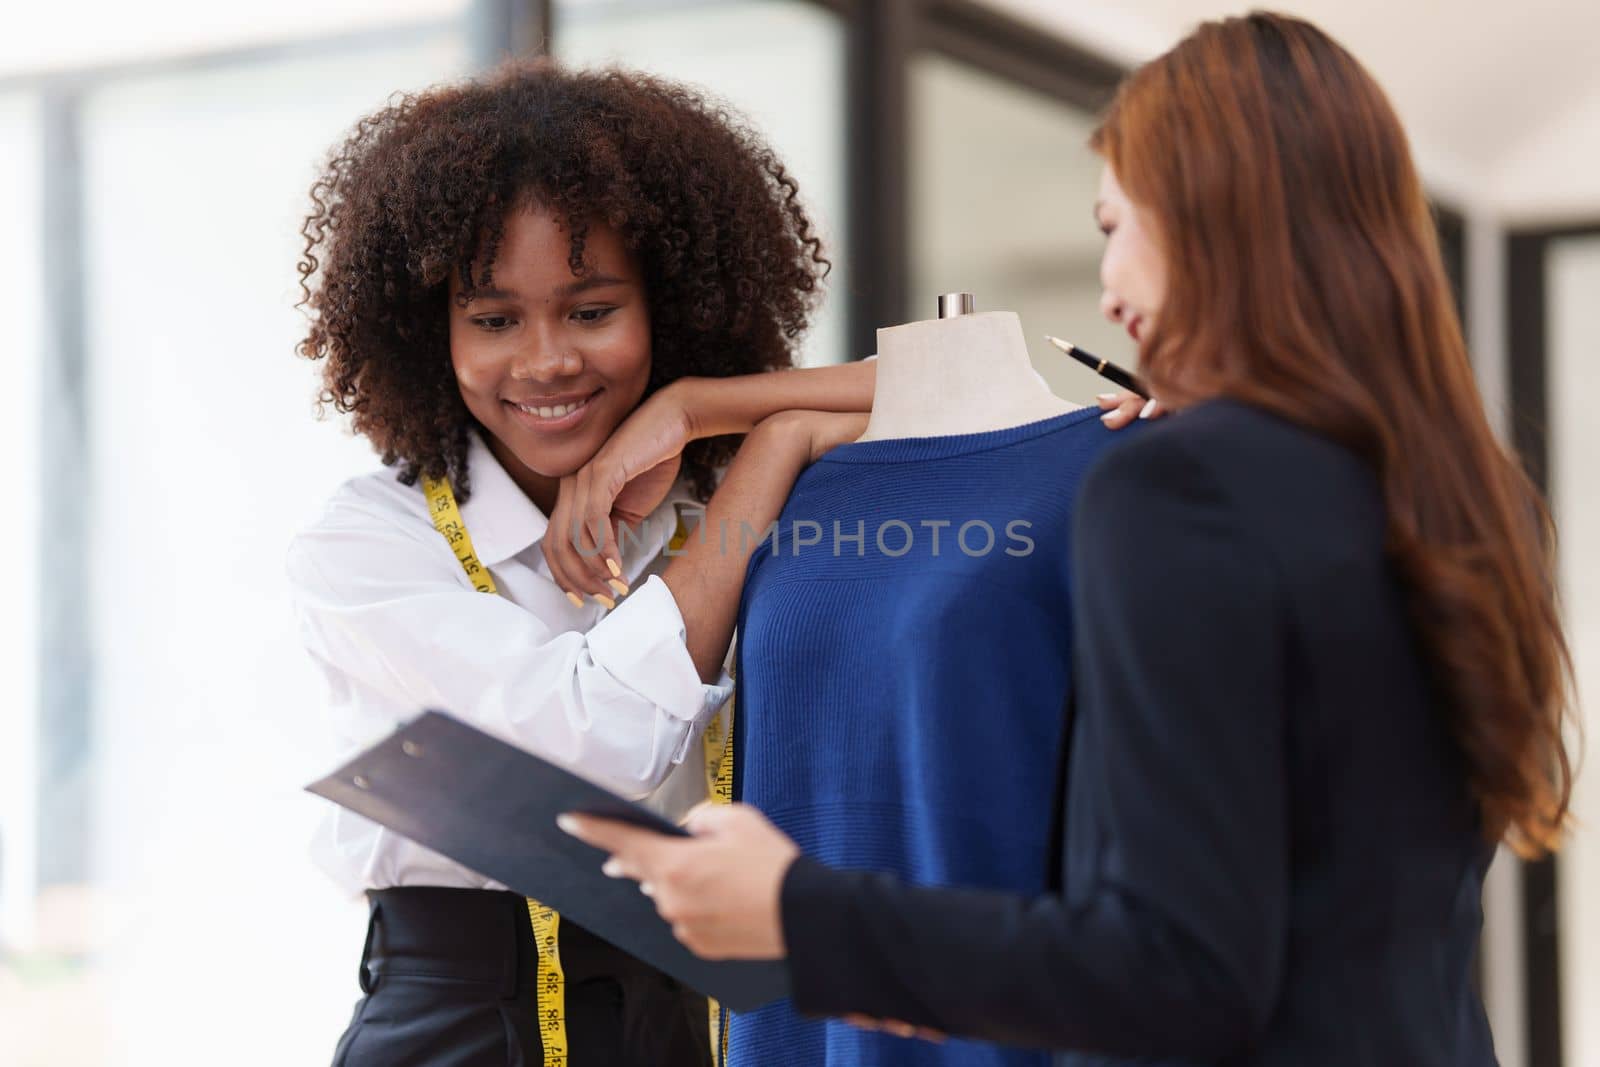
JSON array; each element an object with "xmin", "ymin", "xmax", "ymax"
[{"xmin": 779, "ymin": 399, "xmax": 1497, "ymax": 1066}]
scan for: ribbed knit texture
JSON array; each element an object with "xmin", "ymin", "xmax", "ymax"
[{"xmin": 731, "ymin": 407, "xmax": 1126, "ymax": 1066}]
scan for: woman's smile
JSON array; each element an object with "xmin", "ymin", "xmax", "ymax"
[{"xmin": 503, "ymin": 387, "xmax": 604, "ymax": 433}]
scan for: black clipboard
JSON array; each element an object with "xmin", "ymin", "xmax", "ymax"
[{"xmin": 306, "ymin": 710, "xmax": 790, "ymax": 1012}]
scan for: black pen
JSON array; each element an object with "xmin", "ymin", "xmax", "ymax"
[{"xmin": 1043, "ymin": 335, "xmax": 1150, "ymax": 399}]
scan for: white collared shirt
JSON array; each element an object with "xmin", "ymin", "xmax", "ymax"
[{"xmin": 286, "ymin": 430, "xmax": 734, "ymax": 896}]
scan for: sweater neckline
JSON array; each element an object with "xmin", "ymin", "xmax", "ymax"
[{"xmin": 819, "ymin": 404, "xmax": 1101, "ymax": 464}]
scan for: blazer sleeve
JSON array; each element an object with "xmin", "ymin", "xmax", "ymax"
[{"xmin": 780, "ymin": 429, "xmax": 1291, "ymax": 1061}]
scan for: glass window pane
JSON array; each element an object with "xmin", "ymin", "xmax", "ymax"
[
  {"xmin": 49, "ymin": 34, "xmax": 470, "ymax": 1066},
  {"xmin": 1549, "ymin": 232, "xmax": 1600, "ymax": 1067},
  {"xmin": 555, "ymin": 0, "xmax": 850, "ymax": 365},
  {"xmin": 0, "ymin": 89, "xmax": 45, "ymax": 1046},
  {"xmin": 910, "ymin": 53, "xmax": 1134, "ymax": 402}
]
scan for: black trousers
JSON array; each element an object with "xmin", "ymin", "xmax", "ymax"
[{"xmin": 331, "ymin": 887, "xmax": 713, "ymax": 1066}]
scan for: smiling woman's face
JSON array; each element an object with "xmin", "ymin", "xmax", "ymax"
[
  {"xmin": 1094, "ymin": 164, "xmax": 1167, "ymax": 349},
  {"xmin": 448, "ymin": 205, "xmax": 652, "ymax": 509}
]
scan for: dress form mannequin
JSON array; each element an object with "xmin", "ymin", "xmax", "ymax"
[
  {"xmin": 731, "ymin": 294, "xmax": 1118, "ymax": 1067},
  {"xmin": 856, "ymin": 295, "xmax": 1081, "ymax": 443}
]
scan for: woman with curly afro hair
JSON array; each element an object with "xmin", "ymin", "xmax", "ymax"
[{"xmin": 286, "ymin": 57, "xmax": 878, "ymax": 1066}]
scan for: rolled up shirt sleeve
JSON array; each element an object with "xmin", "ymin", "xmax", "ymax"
[{"xmin": 286, "ymin": 512, "xmax": 733, "ymax": 800}]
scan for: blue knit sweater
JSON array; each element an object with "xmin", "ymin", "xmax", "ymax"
[{"xmin": 731, "ymin": 407, "xmax": 1130, "ymax": 1066}]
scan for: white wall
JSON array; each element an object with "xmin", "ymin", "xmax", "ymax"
[
  {"xmin": 981, "ymin": 0, "xmax": 1600, "ymax": 222},
  {"xmin": 1490, "ymin": 84, "xmax": 1600, "ymax": 226}
]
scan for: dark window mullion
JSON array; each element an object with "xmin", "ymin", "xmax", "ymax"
[
  {"xmin": 474, "ymin": 0, "xmax": 551, "ymax": 65},
  {"xmin": 844, "ymin": 0, "xmax": 912, "ymax": 359},
  {"xmin": 1505, "ymin": 223, "xmax": 1585, "ymax": 1067}
]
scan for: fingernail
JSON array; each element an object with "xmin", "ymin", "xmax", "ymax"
[
  {"xmin": 594, "ymin": 593, "xmax": 616, "ymax": 610},
  {"xmin": 1096, "ymin": 392, "xmax": 1119, "ymax": 402},
  {"xmin": 1101, "ymin": 412, "xmax": 1118, "ymax": 425},
  {"xmin": 1139, "ymin": 399, "xmax": 1158, "ymax": 419},
  {"xmin": 556, "ymin": 814, "xmax": 579, "ymax": 834},
  {"xmin": 607, "ymin": 578, "xmax": 630, "ymax": 597},
  {"xmin": 606, "ymin": 558, "xmax": 622, "ymax": 578},
  {"xmin": 639, "ymin": 882, "xmax": 655, "ymax": 898},
  {"xmin": 566, "ymin": 591, "xmax": 584, "ymax": 608},
  {"xmin": 602, "ymin": 858, "xmax": 624, "ymax": 878}
]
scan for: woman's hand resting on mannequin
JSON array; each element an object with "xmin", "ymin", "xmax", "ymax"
[
  {"xmin": 1096, "ymin": 389, "xmax": 1167, "ymax": 429},
  {"xmin": 541, "ymin": 382, "xmax": 1145, "ymax": 602}
]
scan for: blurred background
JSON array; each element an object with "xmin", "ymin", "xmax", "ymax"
[{"xmin": 0, "ymin": 1, "xmax": 1593, "ymax": 1064}]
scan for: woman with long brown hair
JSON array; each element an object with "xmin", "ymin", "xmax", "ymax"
[{"xmin": 563, "ymin": 11, "xmax": 1575, "ymax": 1064}]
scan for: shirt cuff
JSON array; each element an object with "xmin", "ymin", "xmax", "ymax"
[{"xmin": 587, "ymin": 573, "xmax": 733, "ymax": 726}]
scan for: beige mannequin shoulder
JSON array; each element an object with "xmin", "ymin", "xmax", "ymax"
[{"xmin": 855, "ymin": 310, "xmax": 1081, "ymax": 443}]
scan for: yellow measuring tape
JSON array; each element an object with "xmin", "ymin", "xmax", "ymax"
[
  {"xmin": 422, "ymin": 474, "xmax": 568, "ymax": 1064},
  {"xmin": 424, "ymin": 476, "xmax": 734, "ymax": 1067},
  {"xmin": 526, "ymin": 900, "xmax": 568, "ymax": 1066}
]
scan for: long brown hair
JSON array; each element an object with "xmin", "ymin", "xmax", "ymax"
[{"xmin": 1091, "ymin": 11, "xmax": 1573, "ymax": 855}]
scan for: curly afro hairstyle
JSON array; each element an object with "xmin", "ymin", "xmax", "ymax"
[{"xmin": 295, "ymin": 57, "xmax": 830, "ymax": 502}]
